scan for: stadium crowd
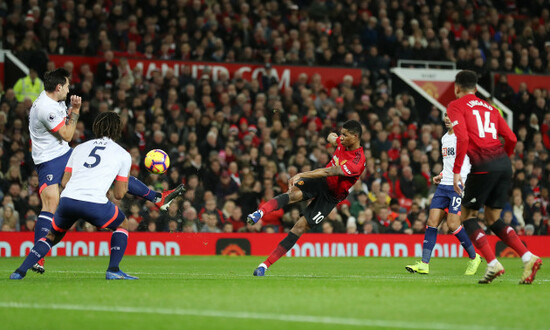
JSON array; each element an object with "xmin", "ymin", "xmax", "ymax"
[{"xmin": 0, "ymin": 0, "xmax": 549, "ymax": 236}]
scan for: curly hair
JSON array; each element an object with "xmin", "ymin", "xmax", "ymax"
[{"xmin": 92, "ymin": 111, "xmax": 121, "ymax": 140}]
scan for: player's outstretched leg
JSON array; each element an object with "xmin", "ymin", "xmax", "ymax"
[
  {"xmin": 128, "ymin": 176, "xmax": 185, "ymax": 211},
  {"xmin": 31, "ymin": 211, "xmax": 54, "ymax": 274},
  {"xmin": 248, "ymin": 193, "xmax": 290, "ymax": 225},
  {"xmin": 406, "ymin": 226, "xmax": 437, "ymax": 274},
  {"xmin": 106, "ymin": 223, "xmax": 138, "ymax": 280},
  {"xmin": 463, "ymin": 218, "xmax": 504, "ymax": 283},
  {"xmin": 488, "ymin": 218, "xmax": 542, "ymax": 284},
  {"xmin": 10, "ymin": 230, "xmax": 63, "ymax": 280},
  {"xmin": 452, "ymin": 225, "xmax": 481, "ymax": 275},
  {"xmin": 253, "ymin": 218, "xmax": 306, "ymax": 276}
]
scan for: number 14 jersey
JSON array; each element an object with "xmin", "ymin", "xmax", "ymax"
[
  {"xmin": 447, "ymin": 94, "xmax": 517, "ymax": 173},
  {"xmin": 62, "ymin": 137, "xmax": 131, "ymax": 203}
]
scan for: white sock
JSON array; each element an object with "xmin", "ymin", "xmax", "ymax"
[
  {"xmin": 487, "ymin": 259, "xmax": 498, "ymax": 267},
  {"xmin": 521, "ymin": 252, "xmax": 533, "ymax": 264},
  {"xmin": 259, "ymin": 263, "xmax": 267, "ymax": 269}
]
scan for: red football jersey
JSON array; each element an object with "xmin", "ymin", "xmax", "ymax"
[
  {"xmin": 325, "ymin": 141, "xmax": 367, "ymax": 201},
  {"xmin": 447, "ymin": 94, "xmax": 517, "ymax": 173}
]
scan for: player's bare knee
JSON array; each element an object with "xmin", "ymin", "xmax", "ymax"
[
  {"xmin": 40, "ymin": 190, "xmax": 60, "ymax": 213},
  {"xmin": 287, "ymin": 187, "xmax": 303, "ymax": 203},
  {"xmin": 446, "ymin": 215, "xmax": 461, "ymax": 232},
  {"xmin": 291, "ymin": 218, "xmax": 308, "ymax": 236}
]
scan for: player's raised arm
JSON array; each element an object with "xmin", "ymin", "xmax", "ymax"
[{"xmin": 57, "ymin": 95, "xmax": 81, "ymax": 142}]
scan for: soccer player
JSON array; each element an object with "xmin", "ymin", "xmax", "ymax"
[
  {"xmin": 247, "ymin": 120, "xmax": 366, "ymax": 276},
  {"xmin": 406, "ymin": 113, "xmax": 481, "ymax": 275},
  {"xmin": 29, "ymin": 68, "xmax": 184, "ymax": 274},
  {"xmin": 448, "ymin": 70, "xmax": 542, "ymax": 284},
  {"xmin": 11, "ymin": 112, "xmax": 138, "ymax": 280}
]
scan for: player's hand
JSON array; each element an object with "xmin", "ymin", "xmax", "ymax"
[
  {"xmin": 433, "ymin": 174, "xmax": 442, "ymax": 185},
  {"xmin": 327, "ymin": 133, "xmax": 338, "ymax": 146},
  {"xmin": 288, "ymin": 175, "xmax": 300, "ymax": 188},
  {"xmin": 69, "ymin": 95, "xmax": 82, "ymax": 113},
  {"xmin": 453, "ymin": 173, "xmax": 464, "ymax": 196}
]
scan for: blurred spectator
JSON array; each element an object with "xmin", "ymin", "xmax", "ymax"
[{"xmin": 13, "ymin": 68, "xmax": 43, "ymax": 102}]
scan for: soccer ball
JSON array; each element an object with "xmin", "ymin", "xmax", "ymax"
[{"xmin": 144, "ymin": 149, "xmax": 170, "ymax": 174}]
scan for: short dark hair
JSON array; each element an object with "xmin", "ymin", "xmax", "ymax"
[
  {"xmin": 343, "ymin": 120, "xmax": 362, "ymax": 137},
  {"xmin": 93, "ymin": 111, "xmax": 121, "ymax": 140},
  {"xmin": 455, "ymin": 70, "xmax": 477, "ymax": 90},
  {"xmin": 43, "ymin": 68, "xmax": 70, "ymax": 92}
]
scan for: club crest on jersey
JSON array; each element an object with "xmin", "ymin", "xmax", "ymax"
[
  {"xmin": 297, "ymin": 180, "xmax": 304, "ymax": 186},
  {"xmin": 48, "ymin": 112, "xmax": 56, "ymax": 122},
  {"xmin": 46, "ymin": 174, "xmax": 53, "ymax": 181},
  {"xmin": 332, "ymin": 155, "xmax": 347, "ymax": 167}
]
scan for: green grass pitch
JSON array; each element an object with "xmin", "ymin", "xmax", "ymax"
[{"xmin": 0, "ymin": 256, "xmax": 547, "ymax": 329}]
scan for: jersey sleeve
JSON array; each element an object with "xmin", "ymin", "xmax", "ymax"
[
  {"xmin": 38, "ymin": 106, "xmax": 66, "ymax": 133},
  {"xmin": 341, "ymin": 156, "xmax": 365, "ymax": 177},
  {"xmin": 497, "ymin": 114, "xmax": 517, "ymax": 156},
  {"xmin": 65, "ymin": 150, "xmax": 75, "ymax": 172},
  {"xmin": 116, "ymin": 152, "xmax": 131, "ymax": 182},
  {"xmin": 447, "ymin": 102, "xmax": 469, "ymax": 174}
]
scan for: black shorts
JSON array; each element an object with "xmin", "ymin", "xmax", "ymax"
[
  {"xmin": 462, "ymin": 156, "xmax": 512, "ymax": 210},
  {"xmin": 295, "ymin": 177, "xmax": 340, "ymax": 227}
]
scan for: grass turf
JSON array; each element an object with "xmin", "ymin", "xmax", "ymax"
[{"xmin": 0, "ymin": 256, "xmax": 547, "ymax": 329}]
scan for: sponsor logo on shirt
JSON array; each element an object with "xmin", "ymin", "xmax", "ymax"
[
  {"xmin": 452, "ymin": 120, "xmax": 459, "ymax": 126},
  {"xmin": 343, "ymin": 164, "xmax": 351, "ymax": 175}
]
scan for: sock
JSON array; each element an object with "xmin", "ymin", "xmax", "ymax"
[
  {"xmin": 453, "ymin": 226, "xmax": 477, "ymax": 259},
  {"xmin": 259, "ymin": 194, "xmax": 290, "ymax": 215},
  {"xmin": 489, "ymin": 219, "xmax": 529, "ymax": 257},
  {"xmin": 108, "ymin": 229, "xmax": 128, "ymax": 272},
  {"xmin": 264, "ymin": 232, "xmax": 299, "ymax": 268},
  {"xmin": 128, "ymin": 176, "xmax": 161, "ymax": 202},
  {"xmin": 421, "ymin": 226, "xmax": 438, "ymax": 264},
  {"xmin": 463, "ymin": 218, "xmax": 496, "ymax": 264},
  {"xmin": 16, "ymin": 238, "xmax": 53, "ymax": 275},
  {"xmin": 34, "ymin": 212, "xmax": 53, "ymax": 244}
]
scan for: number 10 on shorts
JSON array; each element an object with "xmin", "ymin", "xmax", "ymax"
[{"xmin": 313, "ymin": 212, "xmax": 325, "ymax": 224}]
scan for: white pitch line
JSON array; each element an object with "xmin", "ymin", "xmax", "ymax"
[
  {"xmin": 28, "ymin": 270, "xmax": 550, "ymax": 282},
  {"xmin": 0, "ymin": 302, "xmax": 508, "ymax": 330}
]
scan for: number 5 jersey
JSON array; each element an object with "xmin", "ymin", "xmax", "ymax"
[{"xmin": 62, "ymin": 137, "xmax": 131, "ymax": 203}]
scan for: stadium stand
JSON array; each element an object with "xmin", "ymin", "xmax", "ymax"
[{"xmin": 0, "ymin": 0, "xmax": 549, "ymax": 236}]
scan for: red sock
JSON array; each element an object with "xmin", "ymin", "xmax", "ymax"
[
  {"xmin": 265, "ymin": 245, "xmax": 288, "ymax": 268},
  {"xmin": 259, "ymin": 194, "xmax": 290, "ymax": 215},
  {"xmin": 470, "ymin": 229, "xmax": 496, "ymax": 264},
  {"xmin": 259, "ymin": 199, "xmax": 279, "ymax": 215},
  {"xmin": 264, "ymin": 232, "xmax": 299, "ymax": 268},
  {"xmin": 495, "ymin": 226, "xmax": 529, "ymax": 256}
]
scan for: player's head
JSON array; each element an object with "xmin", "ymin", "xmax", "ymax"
[
  {"xmin": 44, "ymin": 68, "xmax": 71, "ymax": 101},
  {"xmin": 454, "ymin": 70, "xmax": 477, "ymax": 97},
  {"xmin": 340, "ymin": 120, "xmax": 362, "ymax": 147},
  {"xmin": 93, "ymin": 111, "xmax": 121, "ymax": 140}
]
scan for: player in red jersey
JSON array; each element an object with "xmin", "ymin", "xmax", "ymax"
[
  {"xmin": 247, "ymin": 120, "xmax": 366, "ymax": 276},
  {"xmin": 447, "ymin": 70, "xmax": 542, "ymax": 284}
]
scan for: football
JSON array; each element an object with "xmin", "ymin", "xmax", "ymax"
[{"xmin": 144, "ymin": 149, "xmax": 170, "ymax": 174}]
